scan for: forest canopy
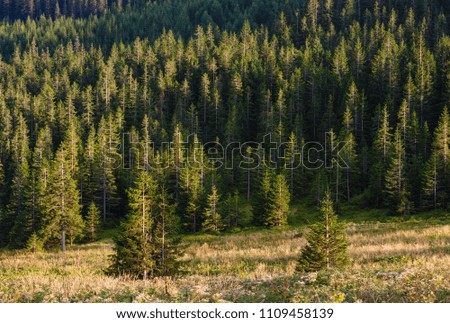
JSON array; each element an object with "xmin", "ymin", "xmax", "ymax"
[{"xmin": 0, "ymin": 0, "xmax": 448, "ymax": 250}]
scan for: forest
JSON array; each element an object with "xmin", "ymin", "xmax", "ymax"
[{"xmin": 0, "ymin": 0, "xmax": 449, "ymax": 302}]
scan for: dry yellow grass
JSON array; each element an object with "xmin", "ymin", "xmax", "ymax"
[{"xmin": 0, "ymin": 222, "xmax": 449, "ymax": 302}]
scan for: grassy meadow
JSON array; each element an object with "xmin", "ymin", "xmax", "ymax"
[{"xmin": 0, "ymin": 206, "xmax": 449, "ymax": 303}]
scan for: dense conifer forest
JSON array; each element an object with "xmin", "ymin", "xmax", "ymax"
[{"xmin": 0, "ymin": 0, "xmax": 449, "ymax": 281}]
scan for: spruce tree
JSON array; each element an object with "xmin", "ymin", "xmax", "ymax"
[
  {"xmin": 40, "ymin": 147, "xmax": 84, "ymax": 251},
  {"xmin": 223, "ymin": 190, "xmax": 242, "ymax": 229},
  {"xmin": 285, "ymin": 132, "xmax": 301, "ymax": 198},
  {"xmin": 423, "ymin": 107, "xmax": 450, "ymax": 207},
  {"xmin": 7, "ymin": 113, "xmax": 31, "ymax": 247},
  {"xmin": 368, "ymin": 106, "xmax": 392, "ymax": 206},
  {"xmin": 94, "ymin": 115, "xmax": 120, "ymax": 222},
  {"xmin": 253, "ymin": 166, "xmax": 272, "ymax": 226},
  {"xmin": 108, "ymin": 170, "xmax": 159, "ymax": 279},
  {"xmin": 414, "ymin": 33, "xmax": 436, "ymax": 125},
  {"xmin": 25, "ymin": 128, "xmax": 53, "ymax": 249},
  {"xmin": 339, "ymin": 108, "xmax": 359, "ymax": 201},
  {"xmin": 180, "ymin": 134, "xmax": 204, "ymax": 232},
  {"xmin": 85, "ymin": 202, "xmax": 101, "ymax": 241},
  {"xmin": 265, "ymin": 173, "xmax": 290, "ymax": 227},
  {"xmin": 297, "ymin": 191, "xmax": 349, "ymax": 272},
  {"xmin": 81, "ymin": 126, "xmax": 97, "ymax": 208},
  {"xmin": 169, "ymin": 124, "xmax": 185, "ymax": 201},
  {"xmin": 422, "ymin": 152, "xmax": 439, "ymax": 209},
  {"xmin": 156, "ymin": 186, "xmax": 180, "ymax": 276},
  {"xmin": 384, "ymin": 129, "xmax": 410, "ymax": 214},
  {"xmin": 202, "ymin": 185, "xmax": 224, "ymax": 233},
  {"xmin": 26, "ymin": 232, "xmax": 44, "ymax": 253},
  {"xmin": 7, "ymin": 157, "xmax": 31, "ymax": 247}
]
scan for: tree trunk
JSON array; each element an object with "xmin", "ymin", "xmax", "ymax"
[
  {"xmin": 103, "ymin": 167, "xmax": 107, "ymax": 222},
  {"xmin": 247, "ymin": 169, "xmax": 250, "ymax": 200},
  {"xmin": 61, "ymin": 227, "xmax": 66, "ymax": 252},
  {"xmin": 347, "ymin": 168, "xmax": 350, "ymax": 201},
  {"xmin": 336, "ymin": 166, "xmax": 339, "ymax": 202}
]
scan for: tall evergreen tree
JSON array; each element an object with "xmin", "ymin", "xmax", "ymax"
[
  {"xmin": 95, "ymin": 115, "xmax": 120, "ymax": 222},
  {"xmin": 339, "ymin": 108, "xmax": 359, "ymax": 201},
  {"xmin": 156, "ymin": 186, "xmax": 180, "ymax": 276},
  {"xmin": 297, "ymin": 191, "xmax": 349, "ymax": 272},
  {"xmin": 368, "ymin": 106, "xmax": 392, "ymax": 206},
  {"xmin": 202, "ymin": 185, "xmax": 223, "ymax": 233},
  {"xmin": 84, "ymin": 202, "xmax": 101, "ymax": 242},
  {"xmin": 223, "ymin": 190, "xmax": 242, "ymax": 229},
  {"xmin": 423, "ymin": 108, "xmax": 450, "ymax": 207},
  {"xmin": 284, "ymin": 132, "xmax": 302, "ymax": 198},
  {"xmin": 422, "ymin": 152, "xmax": 439, "ymax": 209},
  {"xmin": 40, "ymin": 147, "xmax": 84, "ymax": 251},
  {"xmin": 384, "ymin": 130, "xmax": 410, "ymax": 214},
  {"xmin": 413, "ymin": 33, "xmax": 436, "ymax": 125},
  {"xmin": 108, "ymin": 170, "xmax": 159, "ymax": 279},
  {"xmin": 169, "ymin": 124, "xmax": 185, "ymax": 201},
  {"xmin": 7, "ymin": 114, "xmax": 31, "ymax": 247},
  {"xmin": 252, "ymin": 166, "xmax": 272, "ymax": 226},
  {"xmin": 180, "ymin": 134, "xmax": 204, "ymax": 232},
  {"xmin": 265, "ymin": 173, "xmax": 290, "ymax": 227}
]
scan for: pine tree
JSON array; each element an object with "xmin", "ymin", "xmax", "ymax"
[
  {"xmin": 61, "ymin": 118, "xmax": 82, "ymax": 194},
  {"xmin": 108, "ymin": 170, "xmax": 159, "ymax": 279},
  {"xmin": 297, "ymin": 191, "xmax": 349, "ymax": 272},
  {"xmin": 333, "ymin": 39, "xmax": 349, "ymax": 89},
  {"xmin": 432, "ymin": 108, "xmax": 450, "ymax": 167},
  {"xmin": 243, "ymin": 145, "xmax": 257, "ymax": 201},
  {"xmin": 284, "ymin": 132, "xmax": 301, "ymax": 198},
  {"xmin": 339, "ymin": 108, "xmax": 359, "ymax": 201},
  {"xmin": 156, "ymin": 186, "xmax": 180, "ymax": 276},
  {"xmin": 414, "ymin": 33, "xmax": 436, "ymax": 125},
  {"xmin": 180, "ymin": 134, "xmax": 204, "ymax": 232},
  {"xmin": 7, "ymin": 113, "xmax": 31, "ymax": 247},
  {"xmin": 85, "ymin": 202, "xmax": 101, "ymax": 241},
  {"xmin": 99, "ymin": 59, "xmax": 117, "ymax": 112},
  {"xmin": 305, "ymin": 0, "xmax": 319, "ymax": 33},
  {"xmin": 368, "ymin": 106, "xmax": 392, "ymax": 206},
  {"xmin": 40, "ymin": 147, "xmax": 84, "ymax": 251},
  {"xmin": 81, "ymin": 126, "xmax": 97, "ymax": 208},
  {"xmin": 26, "ymin": 232, "xmax": 44, "ymax": 253},
  {"xmin": 253, "ymin": 166, "xmax": 272, "ymax": 226},
  {"xmin": 341, "ymin": 0, "xmax": 355, "ymax": 27},
  {"xmin": 223, "ymin": 190, "xmax": 242, "ymax": 229},
  {"xmin": 82, "ymin": 85, "xmax": 95, "ymax": 129},
  {"xmin": 384, "ymin": 130, "xmax": 410, "ymax": 214},
  {"xmin": 407, "ymin": 111, "xmax": 424, "ymax": 206},
  {"xmin": 169, "ymin": 124, "xmax": 185, "ymax": 201},
  {"xmin": 423, "ymin": 107, "xmax": 450, "ymax": 207},
  {"xmin": 200, "ymin": 73, "xmax": 210, "ymax": 138},
  {"xmin": 265, "ymin": 173, "xmax": 290, "ymax": 227},
  {"xmin": 344, "ymin": 82, "xmax": 361, "ymax": 136},
  {"xmin": 422, "ymin": 152, "xmax": 439, "ymax": 209},
  {"xmin": 0, "ymin": 92, "xmax": 11, "ymax": 164},
  {"xmin": 26, "ymin": 127, "xmax": 53, "ymax": 248},
  {"xmin": 326, "ymin": 129, "xmax": 341, "ymax": 202},
  {"xmin": 94, "ymin": 115, "xmax": 120, "ymax": 222},
  {"xmin": 7, "ymin": 157, "xmax": 31, "ymax": 247},
  {"xmin": 397, "ymin": 100, "xmax": 410, "ymax": 146},
  {"xmin": 202, "ymin": 185, "xmax": 223, "ymax": 233},
  {"xmin": 371, "ymin": 32, "xmax": 400, "ymax": 104},
  {"xmin": 310, "ymin": 168, "xmax": 328, "ymax": 205}
]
